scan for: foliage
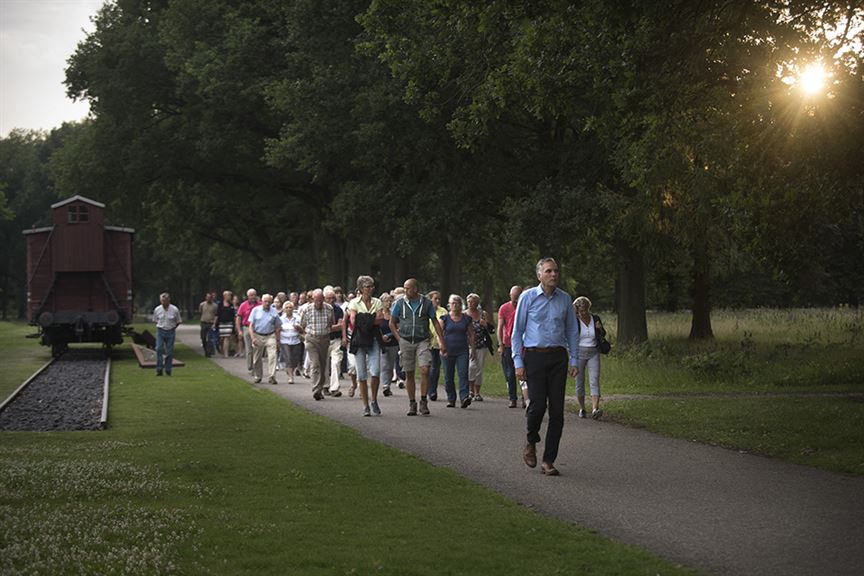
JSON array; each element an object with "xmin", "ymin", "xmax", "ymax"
[
  {"xmin": 360, "ymin": 0, "xmax": 864, "ymax": 341},
  {"xmin": 1, "ymin": 0, "xmax": 861, "ymax": 324}
]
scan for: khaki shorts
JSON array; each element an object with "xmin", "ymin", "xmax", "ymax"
[{"xmin": 398, "ymin": 338, "xmax": 431, "ymax": 372}]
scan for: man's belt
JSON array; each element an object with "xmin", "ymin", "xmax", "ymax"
[
  {"xmin": 254, "ymin": 331, "xmax": 274, "ymax": 336},
  {"xmin": 525, "ymin": 346, "xmax": 565, "ymax": 353}
]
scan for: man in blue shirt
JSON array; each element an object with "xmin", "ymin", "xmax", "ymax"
[
  {"xmin": 511, "ymin": 258, "xmax": 580, "ymax": 476},
  {"xmin": 248, "ymin": 293, "xmax": 281, "ymax": 385}
]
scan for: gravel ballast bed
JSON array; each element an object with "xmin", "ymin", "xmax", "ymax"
[{"xmin": 0, "ymin": 350, "xmax": 108, "ymax": 431}]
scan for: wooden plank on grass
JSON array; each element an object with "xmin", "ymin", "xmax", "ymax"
[{"xmin": 131, "ymin": 343, "xmax": 185, "ymax": 368}]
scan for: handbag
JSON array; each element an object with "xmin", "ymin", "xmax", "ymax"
[{"xmin": 598, "ymin": 337, "xmax": 611, "ymax": 355}]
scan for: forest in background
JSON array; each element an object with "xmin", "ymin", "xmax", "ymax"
[{"xmin": 1, "ymin": 0, "xmax": 862, "ymax": 344}]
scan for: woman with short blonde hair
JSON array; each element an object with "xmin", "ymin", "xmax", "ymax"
[
  {"xmin": 426, "ymin": 290, "xmax": 448, "ymax": 401},
  {"xmin": 378, "ymin": 292, "xmax": 399, "ymax": 397},
  {"xmin": 465, "ymin": 293, "xmax": 493, "ymax": 402},
  {"xmin": 215, "ymin": 290, "xmax": 236, "ymax": 359},
  {"xmin": 573, "ymin": 296, "xmax": 607, "ymax": 419}
]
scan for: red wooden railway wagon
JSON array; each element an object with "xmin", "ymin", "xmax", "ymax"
[{"xmin": 23, "ymin": 195, "xmax": 134, "ymax": 356}]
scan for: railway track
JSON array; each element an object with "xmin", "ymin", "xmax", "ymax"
[{"xmin": 0, "ymin": 350, "xmax": 112, "ymax": 431}]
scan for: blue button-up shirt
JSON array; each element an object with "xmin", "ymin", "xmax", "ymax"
[
  {"xmin": 510, "ymin": 285, "xmax": 579, "ymax": 369},
  {"xmin": 248, "ymin": 305, "xmax": 280, "ymax": 335}
]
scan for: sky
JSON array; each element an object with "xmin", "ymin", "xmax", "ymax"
[{"xmin": 0, "ymin": 0, "xmax": 104, "ymax": 137}]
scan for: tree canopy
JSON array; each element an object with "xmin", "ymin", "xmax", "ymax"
[{"xmin": 1, "ymin": 0, "xmax": 861, "ymax": 339}]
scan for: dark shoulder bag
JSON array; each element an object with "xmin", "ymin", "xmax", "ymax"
[{"xmin": 594, "ymin": 314, "xmax": 612, "ymax": 354}]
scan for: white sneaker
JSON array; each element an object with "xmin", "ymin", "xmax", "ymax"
[{"xmin": 592, "ymin": 408, "xmax": 603, "ymax": 420}]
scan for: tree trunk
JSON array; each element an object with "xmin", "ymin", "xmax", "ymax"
[
  {"xmin": 394, "ymin": 254, "xmax": 409, "ymax": 285},
  {"xmin": 379, "ymin": 255, "xmax": 396, "ymax": 293},
  {"xmin": 688, "ymin": 239, "xmax": 714, "ymax": 340},
  {"xmin": 664, "ymin": 271, "xmax": 680, "ymax": 312},
  {"xmin": 439, "ymin": 236, "xmax": 462, "ymax": 300},
  {"xmin": 183, "ymin": 277, "xmax": 193, "ymax": 320},
  {"xmin": 305, "ymin": 232, "xmax": 321, "ymax": 289},
  {"xmin": 327, "ymin": 235, "xmax": 347, "ymax": 290},
  {"xmin": 615, "ymin": 240, "xmax": 648, "ymax": 346},
  {"xmin": 345, "ymin": 237, "xmax": 371, "ymax": 292},
  {"xmin": 1, "ymin": 267, "xmax": 7, "ymax": 321},
  {"xmin": 482, "ymin": 273, "xmax": 494, "ymax": 319}
]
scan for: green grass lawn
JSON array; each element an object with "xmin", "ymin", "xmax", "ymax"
[
  {"xmin": 0, "ymin": 321, "xmax": 51, "ymax": 402},
  {"xmin": 604, "ymin": 396, "xmax": 864, "ymax": 476},
  {"xmin": 475, "ymin": 308, "xmax": 864, "ymax": 476},
  {"xmin": 1, "ymin": 329, "xmax": 696, "ymax": 575}
]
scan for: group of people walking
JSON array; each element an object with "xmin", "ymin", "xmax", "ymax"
[{"xmin": 163, "ymin": 258, "xmax": 608, "ymax": 476}]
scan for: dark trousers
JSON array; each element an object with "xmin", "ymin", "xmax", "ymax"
[
  {"xmin": 524, "ymin": 348, "xmax": 568, "ymax": 464},
  {"xmin": 428, "ymin": 348, "xmax": 441, "ymax": 398},
  {"xmin": 501, "ymin": 346, "xmax": 517, "ymax": 401},
  {"xmin": 200, "ymin": 322, "xmax": 213, "ymax": 355}
]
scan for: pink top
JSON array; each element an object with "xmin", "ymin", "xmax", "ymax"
[
  {"xmin": 498, "ymin": 301, "xmax": 518, "ymax": 348},
  {"xmin": 237, "ymin": 299, "xmax": 261, "ymax": 327}
]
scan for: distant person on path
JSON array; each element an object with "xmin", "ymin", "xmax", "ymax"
[
  {"xmin": 497, "ymin": 285, "xmax": 524, "ymax": 408},
  {"xmin": 215, "ymin": 290, "xmax": 236, "ymax": 358},
  {"xmin": 390, "ymin": 278, "xmax": 447, "ymax": 416},
  {"xmin": 298, "ymin": 289, "xmax": 335, "ymax": 400},
  {"xmin": 324, "ymin": 286, "xmax": 344, "ymax": 397},
  {"xmin": 153, "ymin": 292, "xmax": 182, "ymax": 376},
  {"xmin": 441, "ymin": 294, "xmax": 475, "ymax": 408},
  {"xmin": 235, "ymin": 289, "xmax": 260, "ymax": 372},
  {"xmin": 426, "ymin": 290, "xmax": 448, "ymax": 401},
  {"xmin": 279, "ymin": 301, "xmax": 303, "ymax": 384},
  {"xmin": 198, "ymin": 292, "xmax": 218, "ymax": 357},
  {"xmin": 248, "ymin": 294, "xmax": 281, "ymax": 385},
  {"xmin": 573, "ymin": 296, "xmax": 607, "ymax": 419},
  {"xmin": 378, "ymin": 292, "xmax": 399, "ymax": 397},
  {"xmin": 231, "ymin": 294, "xmax": 243, "ymax": 357},
  {"xmin": 465, "ymin": 293, "xmax": 493, "ymax": 402},
  {"xmin": 389, "ymin": 285, "xmax": 407, "ymax": 390},
  {"xmin": 344, "ymin": 276, "xmax": 384, "ymax": 416},
  {"xmin": 511, "ymin": 258, "xmax": 579, "ymax": 476}
]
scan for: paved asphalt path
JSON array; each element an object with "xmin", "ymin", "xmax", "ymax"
[{"xmin": 178, "ymin": 326, "xmax": 864, "ymax": 576}]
